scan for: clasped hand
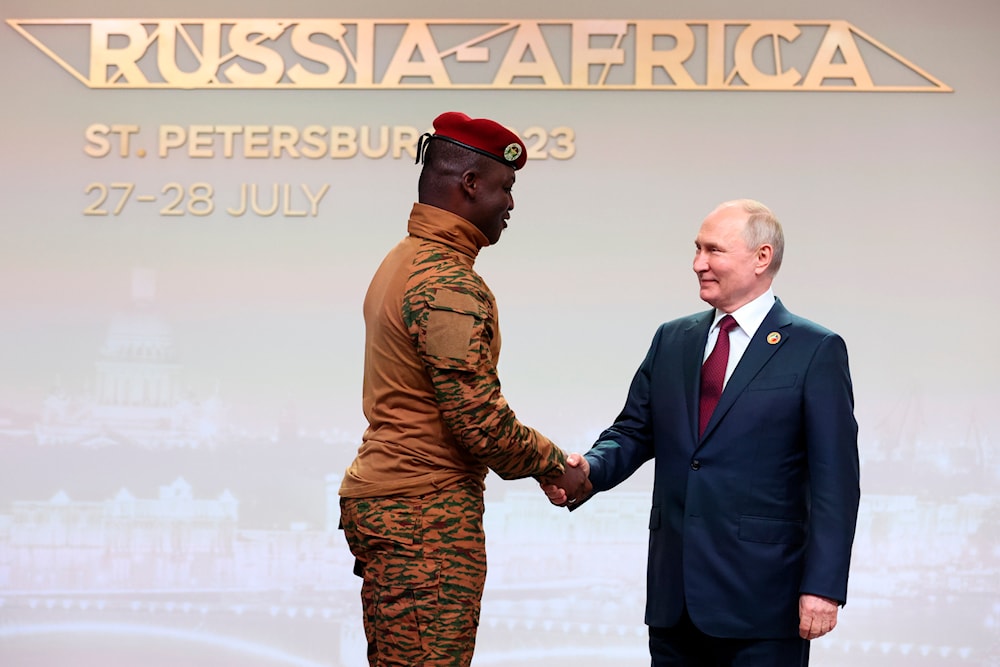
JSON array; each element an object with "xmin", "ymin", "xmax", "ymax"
[{"xmin": 539, "ymin": 453, "xmax": 591, "ymax": 508}]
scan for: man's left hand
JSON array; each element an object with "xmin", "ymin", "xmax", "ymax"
[{"xmin": 798, "ymin": 594, "xmax": 839, "ymax": 640}]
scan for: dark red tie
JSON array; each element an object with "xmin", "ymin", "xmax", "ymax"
[{"xmin": 699, "ymin": 315, "xmax": 738, "ymax": 437}]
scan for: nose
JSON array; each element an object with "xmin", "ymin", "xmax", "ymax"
[{"xmin": 693, "ymin": 249, "xmax": 708, "ymax": 273}]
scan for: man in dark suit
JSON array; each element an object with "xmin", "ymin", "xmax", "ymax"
[{"xmin": 545, "ymin": 199, "xmax": 860, "ymax": 665}]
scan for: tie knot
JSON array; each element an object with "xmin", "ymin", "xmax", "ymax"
[{"xmin": 718, "ymin": 314, "xmax": 738, "ymax": 334}]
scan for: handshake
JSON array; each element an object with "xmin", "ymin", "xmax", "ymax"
[{"xmin": 540, "ymin": 453, "xmax": 592, "ymax": 508}]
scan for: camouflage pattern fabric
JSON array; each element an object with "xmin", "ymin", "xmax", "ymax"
[
  {"xmin": 403, "ymin": 241, "xmax": 566, "ymax": 481},
  {"xmin": 338, "ymin": 205, "xmax": 566, "ymax": 664},
  {"xmin": 340, "ymin": 482, "xmax": 487, "ymax": 667},
  {"xmin": 340, "ymin": 205, "xmax": 566, "ymax": 502}
]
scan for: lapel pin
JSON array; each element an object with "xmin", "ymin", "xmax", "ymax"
[{"xmin": 767, "ymin": 332, "xmax": 781, "ymax": 345}]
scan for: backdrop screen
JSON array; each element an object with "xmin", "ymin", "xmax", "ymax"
[{"xmin": 1, "ymin": 1, "xmax": 998, "ymax": 666}]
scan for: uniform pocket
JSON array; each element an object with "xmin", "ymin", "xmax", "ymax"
[
  {"xmin": 422, "ymin": 289, "xmax": 487, "ymax": 371},
  {"xmin": 372, "ymin": 556, "xmax": 442, "ymax": 661},
  {"xmin": 349, "ymin": 499, "xmax": 419, "ymax": 550}
]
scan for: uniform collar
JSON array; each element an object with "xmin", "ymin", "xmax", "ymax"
[{"xmin": 407, "ymin": 203, "xmax": 489, "ymax": 259}]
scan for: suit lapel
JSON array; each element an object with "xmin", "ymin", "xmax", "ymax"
[
  {"xmin": 684, "ymin": 311, "xmax": 715, "ymax": 445},
  {"xmin": 699, "ymin": 299, "xmax": 793, "ymax": 442}
]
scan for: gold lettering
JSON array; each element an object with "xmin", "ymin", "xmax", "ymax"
[
  {"xmin": 705, "ymin": 22, "xmax": 726, "ymax": 88},
  {"xmin": 381, "ymin": 23, "xmax": 449, "ymax": 85},
  {"xmin": 731, "ymin": 21, "xmax": 802, "ymax": 89},
  {"xmin": 549, "ymin": 127, "xmax": 576, "ymax": 160},
  {"xmin": 494, "ymin": 22, "xmax": 563, "ymax": 86},
  {"xmin": 83, "ymin": 124, "xmax": 139, "ymax": 157},
  {"xmin": 802, "ymin": 21, "xmax": 875, "ymax": 90},
  {"xmin": 189, "ymin": 125, "xmax": 215, "ymax": 158},
  {"xmin": 251, "ymin": 184, "xmax": 280, "ymax": 216},
  {"xmin": 244, "ymin": 125, "xmax": 270, "ymax": 158},
  {"xmin": 217, "ymin": 125, "xmax": 241, "ymax": 158},
  {"xmin": 302, "ymin": 184, "xmax": 330, "ymax": 216},
  {"xmin": 287, "ymin": 21, "xmax": 349, "ymax": 85},
  {"xmin": 158, "ymin": 125, "xmax": 186, "ymax": 157},
  {"xmin": 330, "ymin": 127, "xmax": 358, "ymax": 158},
  {"xmin": 272, "ymin": 126, "xmax": 300, "ymax": 158},
  {"xmin": 223, "ymin": 21, "xmax": 287, "ymax": 86},
  {"xmin": 634, "ymin": 21, "xmax": 697, "ymax": 87},
  {"xmin": 352, "ymin": 21, "xmax": 376, "ymax": 87},
  {"xmin": 393, "ymin": 126, "xmax": 421, "ymax": 160},
  {"xmin": 283, "ymin": 184, "xmax": 306, "ymax": 216},
  {"xmin": 227, "ymin": 183, "xmax": 248, "ymax": 216},
  {"xmin": 301, "ymin": 126, "xmax": 327, "ymax": 159},
  {"xmin": 84, "ymin": 124, "xmax": 111, "ymax": 157},
  {"xmin": 91, "ymin": 20, "xmax": 149, "ymax": 85},
  {"xmin": 155, "ymin": 20, "xmax": 222, "ymax": 86},
  {"xmin": 5, "ymin": 18, "xmax": 947, "ymax": 92},
  {"xmin": 571, "ymin": 21, "xmax": 627, "ymax": 87},
  {"xmin": 112, "ymin": 124, "xmax": 140, "ymax": 156},
  {"xmin": 360, "ymin": 126, "xmax": 390, "ymax": 158}
]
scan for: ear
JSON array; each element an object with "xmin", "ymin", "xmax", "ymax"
[
  {"xmin": 460, "ymin": 170, "xmax": 477, "ymax": 199},
  {"xmin": 754, "ymin": 243, "xmax": 773, "ymax": 276}
]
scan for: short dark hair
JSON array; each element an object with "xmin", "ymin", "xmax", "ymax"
[{"xmin": 418, "ymin": 138, "xmax": 489, "ymax": 200}]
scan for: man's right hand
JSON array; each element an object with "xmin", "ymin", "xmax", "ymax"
[{"xmin": 540, "ymin": 453, "xmax": 591, "ymax": 507}]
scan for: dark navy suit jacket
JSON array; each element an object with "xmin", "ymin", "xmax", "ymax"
[{"xmin": 584, "ymin": 298, "xmax": 860, "ymax": 638}]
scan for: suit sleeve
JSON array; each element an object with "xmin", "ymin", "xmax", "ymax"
[
  {"xmin": 800, "ymin": 332, "xmax": 861, "ymax": 605},
  {"xmin": 584, "ymin": 329, "xmax": 661, "ymax": 493}
]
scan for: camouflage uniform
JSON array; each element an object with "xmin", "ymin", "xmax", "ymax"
[{"xmin": 340, "ymin": 203, "xmax": 566, "ymax": 666}]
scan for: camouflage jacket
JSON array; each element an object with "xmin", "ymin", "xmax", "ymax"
[{"xmin": 339, "ymin": 203, "xmax": 566, "ymax": 498}]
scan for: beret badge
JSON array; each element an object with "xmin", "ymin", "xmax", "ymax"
[{"xmin": 503, "ymin": 142, "xmax": 522, "ymax": 164}]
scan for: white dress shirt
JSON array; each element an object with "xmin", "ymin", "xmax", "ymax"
[{"xmin": 703, "ymin": 289, "xmax": 776, "ymax": 388}]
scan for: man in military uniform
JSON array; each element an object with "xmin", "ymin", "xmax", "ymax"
[{"xmin": 339, "ymin": 111, "xmax": 589, "ymax": 667}]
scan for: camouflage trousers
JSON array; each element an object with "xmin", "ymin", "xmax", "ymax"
[{"xmin": 339, "ymin": 482, "xmax": 487, "ymax": 667}]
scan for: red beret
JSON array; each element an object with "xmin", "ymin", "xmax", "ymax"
[{"xmin": 427, "ymin": 111, "xmax": 527, "ymax": 170}]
